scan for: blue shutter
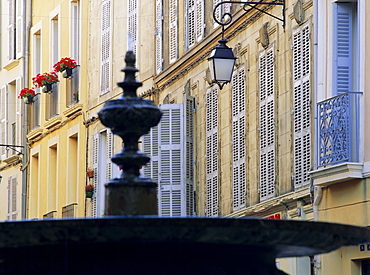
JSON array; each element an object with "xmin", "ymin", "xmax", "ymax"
[{"xmin": 333, "ymin": 3, "xmax": 352, "ymax": 95}]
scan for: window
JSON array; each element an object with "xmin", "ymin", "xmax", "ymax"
[
  {"xmin": 91, "ymin": 129, "xmax": 113, "ymax": 217},
  {"xmin": 142, "ymin": 96, "xmax": 195, "ymax": 216},
  {"xmin": 155, "ymin": 0, "xmax": 163, "ymax": 73},
  {"xmin": 71, "ymin": 1, "xmax": 80, "ymax": 63},
  {"xmin": 185, "ymin": 0, "xmax": 204, "ymax": 50},
  {"xmin": 67, "ymin": 65, "xmax": 80, "ymax": 106},
  {"xmin": 7, "ymin": 175, "xmax": 18, "ymax": 220},
  {"xmin": 8, "ymin": 0, "xmax": 16, "ymax": 61},
  {"xmin": 128, "ymin": 0, "xmax": 138, "ymax": 54},
  {"xmin": 48, "ymin": 144, "xmax": 57, "ymax": 211},
  {"xmin": 101, "ymin": 0, "xmax": 111, "ymax": 95},
  {"xmin": 333, "ymin": 1, "xmax": 357, "ymax": 95},
  {"xmin": 213, "ymin": 0, "xmax": 231, "ymax": 29},
  {"xmin": 231, "ymin": 67, "xmax": 246, "ymax": 211},
  {"xmin": 293, "ymin": 22, "xmax": 311, "ymax": 189},
  {"xmin": 259, "ymin": 46, "xmax": 275, "ymax": 201},
  {"xmin": 206, "ymin": 87, "xmax": 218, "ymax": 216}
]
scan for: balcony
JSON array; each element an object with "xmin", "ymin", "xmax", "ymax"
[{"xmin": 312, "ymin": 92, "xmax": 363, "ymax": 187}]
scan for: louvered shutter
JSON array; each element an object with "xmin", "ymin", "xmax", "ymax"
[
  {"xmin": 16, "ymin": 77, "xmax": 22, "ymax": 146},
  {"xmin": 259, "ymin": 47, "xmax": 275, "ymax": 201},
  {"xmin": 186, "ymin": 0, "xmax": 204, "ymax": 49},
  {"xmin": 71, "ymin": 2, "xmax": 80, "ymax": 63},
  {"xmin": 155, "ymin": 0, "xmax": 163, "ymax": 73},
  {"xmin": 142, "ymin": 100, "xmax": 194, "ymax": 216},
  {"xmin": 232, "ymin": 68, "xmax": 246, "ymax": 211},
  {"xmin": 1, "ymin": 86, "xmax": 7, "ymax": 158},
  {"xmin": 206, "ymin": 88, "xmax": 219, "ymax": 216},
  {"xmin": 7, "ymin": 176, "xmax": 17, "ymax": 220},
  {"xmin": 293, "ymin": 23, "xmax": 311, "ymax": 189},
  {"xmin": 8, "ymin": 0, "xmax": 15, "ymax": 61},
  {"xmin": 128, "ymin": 0, "xmax": 138, "ymax": 55},
  {"xmin": 333, "ymin": 3, "xmax": 352, "ymax": 95},
  {"xmin": 213, "ymin": 0, "xmax": 231, "ymax": 28},
  {"xmin": 100, "ymin": 0, "xmax": 111, "ymax": 95},
  {"xmin": 158, "ymin": 104, "xmax": 184, "ymax": 216},
  {"xmin": 195, "ymin": 0, "xmax": 204, "ymax": 42},
  {"xmin": 169, "ymin": 0, "xmax": 178, "ymax": 63},
  {"xmin": 91, "ymin": 134, "xmax": 99, "ymax": 217},
  {"xmin": 106, "ymin": 129, "xmax": 113, "ymax": 181},
  {"xmin": 15, "ymin": 0, "xmax": 23, "ymax": 58}
]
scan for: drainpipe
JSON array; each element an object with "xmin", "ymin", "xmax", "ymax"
[{"xmin": 21, "ymin": 0, "xmax": 32, "ymax": 219}]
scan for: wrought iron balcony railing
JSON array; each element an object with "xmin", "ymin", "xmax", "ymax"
[{"xmin": 317, "ymin": 92, "xmax": 361, "ymax": 167}]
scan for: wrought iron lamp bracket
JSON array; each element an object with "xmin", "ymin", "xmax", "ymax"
[{"xmin": 213, "ymin": 0, "xmax": 285, "ymax": 38}]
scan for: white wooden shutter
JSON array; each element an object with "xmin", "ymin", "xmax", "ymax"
[
  {"xmin": 16, "ymin": 77, "xmax": 22, "ymax": 146},
  {"xmin": 1, "ymin": 86, "xmax": 7, "ymax": 158},
  {"xmin": 293, "ymin": 23, "xmax": 311, "ymax": 189},
  {"xmin": 333, "ymin": 3, "xmax": 353, "ymax": 95},
  {"xmin": 155, "ymin": 0, "xmax": 163, "ymax": 73},
  {"xmin": 100, "ymin": 0, "xmax": 111, "ymax": 95},
  {"xmin": 8, "ymin": 0, "xmax": 15, "ymax": 61},
  {"xmin": 142, "ymin": 100, "xmax": 194, "ymax": 217},
  {"xmin": 91, "ymin": 134, "xmax": 99, "ymax": 217},
  {"xmin": 206, "ymin": 87, "xmax": 219, "ymax": 216},
  {"xmin": 106, "ymin": 129, "xmax": 113, "ymax": 181},
  {"xmin": 195, "ymin": 0, "xmax": 204, "ymax": 42},
  {"xmin": 213, "ymin": 0, "xmax": 231, "ymax": 28},
  {"xmin": 7, "ymin": 176, "xmax": 17, "ymax": 220},
  {"xmin": 128, "ymin": 0, "xmax": 138, "ymax": 55},
  {"xmin": 159, "ymin": 104, "xmax": 184, "ymax": 216},
  {"xmin": 231, "ymin": 68, "xmax": 246, "ymax": 211},
  {"xmin": 15, "ymin": 0, "xmax": 23, "ymax": 58},
  {"xmin": 169, "ymin": 0, "xmax": 178, "ymax": 63},
  {"xmin": 71, "ymin": 2, "xmax": 80, "ymax": 63},
  {"xmin": 259, "ymin": 46, "xmax": 275, "ymax": 201}
]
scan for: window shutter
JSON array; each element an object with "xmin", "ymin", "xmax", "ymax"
[
  {"xmin": 91, "ymin": 134, "xmax": 99, "ymax": 217},
  {"xmin": 71, "ymin": 2, "xmax": 80, "ymax": 63},
  {"xmin": 106, "ymin": 129, "xmax": 113, "ymax": 181},
  {"xmin": 1, "ymin": 86, "xmax": 7, "ymax": 158},
  {"xmin": 142, "ymin": 101, "xmax": 194, "ymax": 216},
  {"xmin": 155, "ymin": 0, "xmax": 163, "ymax": 73},
  {"xmin": 195, "ymin": 0, "xmax": 204, "ymax": 42},
  {"xmin": 16, "ymin": 77, "xmax": 22, "ymax": 146},
  {"xmin": 333, "ymin": 3, "xmax": 353, "ymax": 95},
  {"xmin": 259, "ymin": 47, "xmax": 275, "ymax": 201},
  {"xmin": 293, "ymin": 23, "xmax": 311, "ymax": 189},
  {"xmin": 169, "ymin": 0, "xmax": 178, "ymax": 63},
  {"xmin": 100, "ymin": 0, "xmax": 111, "ymax": 95},
  {"xmin": 15, "ymin": 0, "xmax": 23, "ymax": 58},
  {"xmin": 232, "ymin": 68, "xmax": 246, "ymax": 211},
  {"xmin": 8, "ymin": 0, "xmax": 15, "ymax": 61},
  {"xmin": 206, "ymin": 87, "xmax": 219, "ymax": 216},
  {"xmin": 213, "ymin": 0, "xmax": 231, "ymax": 28},
  {"xmin": 7, "ymin": 176, "xmax": 17, "ymax": 220},
  {"xmin": 128, "ymin": 0, "xmax": 138, "ymax": 55}
]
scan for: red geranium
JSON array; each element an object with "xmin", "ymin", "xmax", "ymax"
[
  {"xmin": 53, "ymin": 57, "xmax": 77, "ymax": 72},
  {"xmin": 18, "ymin": 88, "xmax": 36, "ymax": 98},
  {"xmin": 32, "ymin": 72, "xmax": 59, "ymax": 88}
]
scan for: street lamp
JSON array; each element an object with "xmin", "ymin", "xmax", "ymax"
[{"xmin": 209, "ymin": 0, "xmax": 285, "ymax": 89}]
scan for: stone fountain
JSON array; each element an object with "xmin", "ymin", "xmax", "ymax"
[{"xmin": 0, "ymin": 52, "xmax": 369, "ymax": 275}]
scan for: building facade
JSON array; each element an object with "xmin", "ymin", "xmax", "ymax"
[{"xmin": 25, "ymin": 0, "xmax": 88, "ymax": 219}]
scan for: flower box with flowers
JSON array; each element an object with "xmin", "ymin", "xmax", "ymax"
[
  {"xmin": 32, "ymin": 72, "xmax": 59, "ymax": 93},
  {"xmin": 18, "ymin": 88, "xmax": 36, "ymax": 104},
  {"xmin": 53, "ymin": 57, "xmax": 77, "ymax": 78}
]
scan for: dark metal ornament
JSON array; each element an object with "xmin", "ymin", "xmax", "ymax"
[{"xmin": 98, "ymin": 51, "xmax": 162, "ymax": 216}]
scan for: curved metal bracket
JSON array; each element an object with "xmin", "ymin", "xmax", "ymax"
[{"xmin": 213, "ymin": 0, "xmax": 285, "ymax": 39}]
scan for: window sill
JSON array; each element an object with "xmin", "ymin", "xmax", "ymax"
[
  {"xmin": 63, "ymin": 103, "xmax": 82, "ymax": 118},
  {"xmin": 44, "ymin": 116, "xmax": 62, "ymax": 130},
  {"xmin": 27, "ymin": 128, "xmax": 43, "ymax": 141},
  {"xmin": 310, "ymin": 162, "xmax": 364, "ymax": 187},
  {"xmin": 3, "ymin": 154, "xmax": 21, "ymax": 164},
  {"xmin": 3, "ymin": 60, "xmax": 19, "ymax": 71}
]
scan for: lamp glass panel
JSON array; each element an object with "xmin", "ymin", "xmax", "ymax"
[{"xmin": 214, "ymin": 58, "xmax": 235, "ymax": 82}]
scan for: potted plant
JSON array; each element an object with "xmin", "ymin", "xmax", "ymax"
[
  {"xmin": 53, "ymin": 57, "xmax": 77, "ymax": 78},
  {"xmin": 86, "ymin": 168, "xmax": 94, "ymax": 178},
  {"xmin": 18, "ymin": 88, "xmax": 36, "ymax": 104},
  {"xmin": 32, "ymin": 72, "xmax": 59, "ymax": 93},
  {"xmin": 85, "ymin": 184, "xmax": 94, "ymax": 198}
]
